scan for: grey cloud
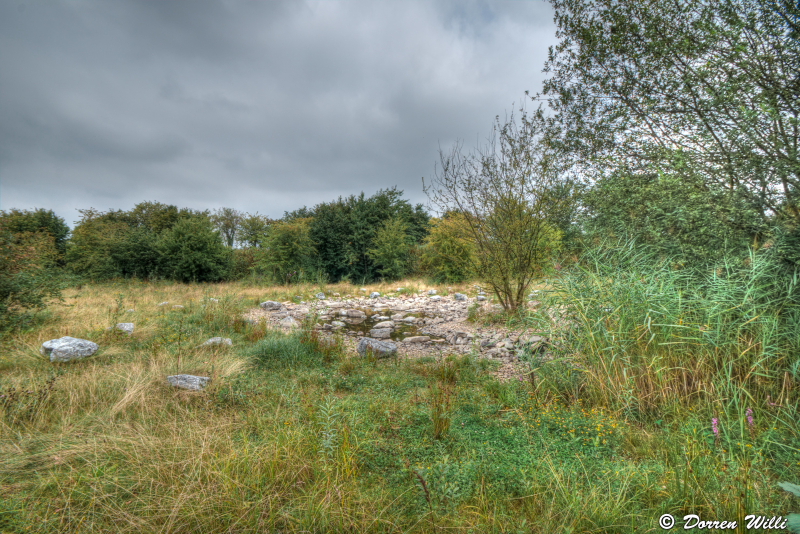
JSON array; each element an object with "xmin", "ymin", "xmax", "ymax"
[{"xmin": 0, "ymin": 0, "xmax": 557, "ymax": 223}]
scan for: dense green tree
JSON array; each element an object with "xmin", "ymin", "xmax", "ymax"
[
  {"xmin": 540, "ymin": 0, "xmax": 800, "ymax": 236},
  {"xmin": 238, "ymin": 213, "xmax": 273, "ymax": 248},
  {"xmin": 157, "ymin": 217, "xmax": 230, "ymax": 283},
  {"xmin": 260, "ymin": 218, "xmax": 316, "ymax": 284},
  {"xmin": 367, "ymin": 218, "xmax": 413, "ymax": 280},
  {"xmin": 308, "ymin": 188, "xmax": 429, "ymax": 283},
  {"xmin": 67, "ymin": 202, "xmax": 219, "ymax": 281},
  {"xmin": 583, "ymin": 170, "xmax": 767, "ymax": 264},
  {"xmin": 421, "ymin": 213, "xmax": 477, "ymax": 283}
]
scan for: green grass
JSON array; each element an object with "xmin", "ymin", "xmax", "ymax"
[{"xmin": 1, "ymin": 273, "xmax": 798, "ymax": 532}]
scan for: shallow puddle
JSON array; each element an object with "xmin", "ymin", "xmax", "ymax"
[{"xmin": 318, "ymin": 307, "xmax": 444, "ymax": 342}]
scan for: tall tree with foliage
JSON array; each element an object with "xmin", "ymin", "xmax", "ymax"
[
  {"xmin": 260, "ymin": 218, "xmax": 316, "ymax": 284},
  {"xmin": 367, "ymin": 218, "xmax": 413, "ymax": 280},
  {"xmin": 541, "ymin": 0, "xmax": 800, "ymax": 240},
  {"xmin": 425, "ymin": 110, "xmax": 573, "ymax": 311},
  {"xmin": 421, "ymin": 213, "xmax": 477, "ymax": 283},
  {"xmin": 211, "ymin": 208, "xmax": 243, "ymax": 247}
]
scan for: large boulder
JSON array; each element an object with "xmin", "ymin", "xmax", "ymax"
[
  {"xmin": 167, "ymin": 374, "xmax": 210, "ymax": 391},
  {"xmin": 41, "ymin": 337, "xmax": 99, "ymax": 363},
  {"xmin": 260, "ymin": 301, "xmax": 282, "ymax": 311},
  {"xmin": 454, "ymin": 293, "xmax": 467, "ymax": 301},
  {"xmin": 357, "ymin": 338, "xmax": 397, "ymax": 358},
  {"xmin": 345, "ymin": 309, "xmax": 366, "ymax": 318}
]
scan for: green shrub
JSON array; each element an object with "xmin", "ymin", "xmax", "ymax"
[{"xmin": 157, "ymin": 217, "xmax": 230, "ymax": 283}]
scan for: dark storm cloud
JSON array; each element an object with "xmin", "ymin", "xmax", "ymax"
[{"xmin": 0, "ymin": 0, "xmax": 556, "ymax": 224}]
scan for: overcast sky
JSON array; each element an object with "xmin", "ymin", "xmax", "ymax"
[{"xmin": 0, "ymin": 0, "xmax": 557, "ymax": 225}]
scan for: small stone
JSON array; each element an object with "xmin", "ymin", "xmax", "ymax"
[
  {"xmin": 115, "ymin": 323, "xmax": 134, "ymax": 335},
  {"xmin": 402, "ymin": 316, "xmax": 417, "ymax": 323},
  {"xmin": 172, "ymin": 305, "xmax": 184, "ymax": 310},
  {"xmin": 167, "ymin": 374, "xmax": 210, "ymax": 391},
  {"xmin": 158, "ymin": 301, "xmax": 170, "ymax": 306},
  {"xmin": 202, "ymin": 337, "xmax": 232, "ymax": 346},
  {"xmin": 208, "ymin": 298, "xmax": 219, "ymax": 303},
  {"xmin": 428, "ymin": 289, "xmax": 437, "ymax": 295},
  {"xmin": 316, "ymin": 292, "xmax": 325, "ymax": 300},
  {"xmin": 373, "ymin": 320, "xmax": 394, "ymax": 329},
  {"xmin": 346, "ymin": 309, "xmax": 366, "ymax": 318},
  {"xmin": 370, "ymin": 291, "xmax": 381, "ymax": 298},
  {"xmin": 477, "ymin": 295, "xmax": 487, "ymax": 302},
  {"xmin": 404, "ymin": 336, "xmax": 430, "ymax": 343},
  {"xmin": 396, "ymin": 287, "xmax": 405, "ymax": 292},
  {"xmin": 391, "ymin": 313, "xmax": 405, "ymax": 321},
  {"xmin": 429, "ymin": 295, "xmax": 442, "ymax": 301},
  {"xmin": 369, "ymin": 328, "xmax": 392, "ymax": 339},
  {"xmin": 126, "ymin": 309, "xmax": 135, "ymax": 313},
  {"xmin": 357, "ymin": 338, "xmax": 397, "ymax": 358},
  {"xmin": 260, "ymin": 301, "xmax": 282, "ymax": 311},
  {"xmin": 331, "ymin": 321, "xmax": 345, "ymax": 328},
  {"xmin": 454, "ymin": 293, "xmax": 467, "ymax": 301},
  {"xmin": 360, "ymin": 288, "xmax": 367, "ymax": 292},
  {"xmin": 279, "ymin": 316, "xmax": 300, "ymax": 329},
  {"xmin": 41, "ymin": 337, "xmax": 99, "ymax": 363}
]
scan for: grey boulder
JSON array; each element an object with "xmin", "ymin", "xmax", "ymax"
[
  {"xmin": 454, "ymin": 293, "xmax": 467, "ymax": 301},
  {"xmin": 369, "ymin": 328, "xmax": 393, "ymax": 339},
  {"xmin": 167, "ymin": 375, "xmax": 210, "ymax": 391},
  {"xmin": 260, "ymin": 301, "xmax": 282, "ymax": 311},
  {"xmin": 373, "ymin": 320, "xmax": 394, "ymax": 329},
  {"xmin": 316, "ymin": 292, "xmax": 326, "ymax": 300},
  {"xmin": 357, "ymin": 338, "xmax": 398, "ymax": 358},
  {"xmin": 41, "ymin": 336, "xmax": 99, "ymax": 363},
  {"xmin": 115, "ymin": 323, "xmax": 134, "ymax": 334},
  {"xmin": 404, "ymin": 336, "xmax": 430, "ymax": 343},
  {"xmin": 370, "ymin": 291, "xmax": 381, "ymax": 298}
]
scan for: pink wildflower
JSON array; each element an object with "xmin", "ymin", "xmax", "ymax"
[
  {"xmin": 746, "ymin": 408, "xmax": 754, "ymax": 428},
  {"xmin": 712, "ymin": 417, "xmax": 719, "ymax": 437}
]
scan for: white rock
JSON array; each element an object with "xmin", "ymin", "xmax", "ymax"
[
  {"xmin": 373, "ymin": 320, "xmax": 394, "ymax": 329},
  {"xmin": 430, "ymin": 295, "xmax": 442, "ymax": 301},
  {"xmin": 428, "ymin": 289, "xmax": 437, "ymax": 295},
  {"xmin": 167, "ymin": 374, "xmax": 210, "ymax": 391},
  {"xmin": 279, "ymin": 316, "xmax": 300, "ymax": 329},
  {"xmin": 404, "ymin": 336, "xmax": 430, "ymax": 343},
  {"xmin": 115, "ymin": 323, "xmax": 134, "ymax": 335},
  {"xmin": 202, "ymin": 337, "xmax": 232, "ymax": 346},
  {"xmin": 41, "ymin": 337, "xmax": 99, "ymax": 363}
]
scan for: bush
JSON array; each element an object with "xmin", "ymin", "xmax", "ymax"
[
  {"xmin": 157, "ymin": 217, "xmax": 231, "ymax": 283},
  {"xmin": 367, "ymin": 218, "xmax": 412, "ymax": 280},
  {"xmin": 0, "ymin": 223, "xmax": 62, "ymax": 328},
  {"xmin": 421, "ymin": 213, "xmax": 476, "ymax": 283},
  {"xmin": 259, "ymin": 218, "xmax": 317, "ymax": 284}
]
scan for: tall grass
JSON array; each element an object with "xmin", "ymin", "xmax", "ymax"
[{"xmin": 529, "ymin": 241, "xmax": 799, "ymax": 414}]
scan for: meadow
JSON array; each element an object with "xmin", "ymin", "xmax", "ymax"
[{"xmin": 1, "ymin": 260, "xmax": 798, "ymax": 533}]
